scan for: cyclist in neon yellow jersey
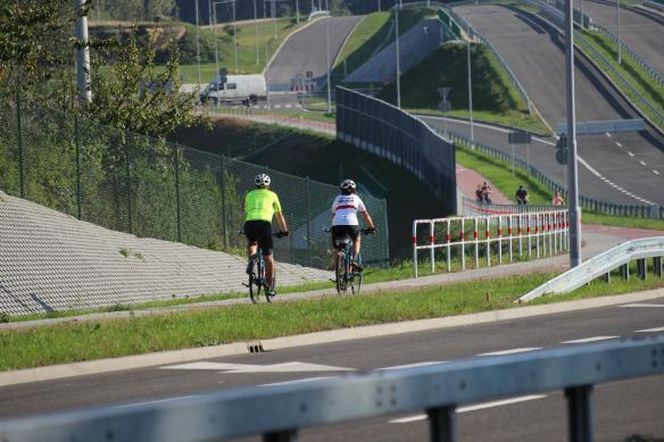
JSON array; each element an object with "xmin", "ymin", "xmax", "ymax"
[{"xmin": 244, "ymin": 173, "xmax": 289, "ymax": 296}]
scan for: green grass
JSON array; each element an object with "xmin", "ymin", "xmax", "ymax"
[
  {"xmin": 578, "ymin": 29, "xmax": 664, "ymax": 130},
  {"xmin": 456, "ymin": 144, "xmax": 664, "ymax": 231},
  {"xmin": 377, "ymin": 42, "xmax": 547, "ymax": 134},
  {"xmin": 1, "ymin": 270, "xmax": 661, "ymax": 371},
  {"xmin": 334, "ymin": 12, "xmax": 392, "ymax": 75}
]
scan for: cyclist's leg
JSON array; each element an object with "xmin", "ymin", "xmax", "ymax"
[
  {"xmin": 350, "ymin": 226, "xmax": 362, "ymax": 269},
  {"xmin": 244, "ymin": 221, "xmax": 260, "ymax": 273},
  {"xmin": 257, "ymin": 221, "xmax": 275, "ymax": 291}
]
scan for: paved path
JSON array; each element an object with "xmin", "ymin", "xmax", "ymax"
[{"xmin": 456, "ymin": 165, "xmax": 512, "ymax": 204}]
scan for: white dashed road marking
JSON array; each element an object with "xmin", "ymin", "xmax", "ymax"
[
  {"xmin": 388, "ymin": 395, "xmax": 548, "ymax": 423},
  {"xmin": 160, "ymin": 361, "xmax": 354, "ymax": 373},
  {"xmin": 478, "ymin": 347, "xmax": 541, "ymax": 356},
  {"xmin": 560, "ymin": 336, "xmax": 618, "ymax": 344},
  {"xmin": 654, "ymin": 170, "xmax": 660, "ymax": 175},
  {"xmin": 628, "ymin": 151, "xmax": 635, "ymax": 157},
  {"xmin": 640, "ymin": 160, "xmax": 647, "ymax": 166},
  {"xmin": 378, "ymin": 361, "xmax": 446, "ymax": 370},
  {"xmin": 620, "ymin": 303, "xmax": 664, "ymax": 308},
  {"xmin": 616, "ymin": 142, "xmax": 623, "ymax": 148}
]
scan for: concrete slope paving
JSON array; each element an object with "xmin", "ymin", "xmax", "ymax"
[
  {"xmin": 455, "ymin": 4, "xmax": 664, "ymax": 205},
  {"xmin": 344, "ymin": 18, "xmax": 443, "ymax": 83},
  {"xmin": 583, "ymin": 0, "xmax": 664, "ymax": 75},
  {"xmin": 265, "ymin": 16, "xmax": 363, "ymax": 92},
  {"xmin": 0, "ymin": 191, "xmax": 329, "ymax": 317}
]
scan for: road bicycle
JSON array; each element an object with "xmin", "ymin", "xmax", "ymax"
[
  {"xmin": 326, "ymin": 227, "xmax": 374, "ymax": 295},
  {"xmin": 240, "ymin": 231, "xmax": 285, "ymax": 304}
]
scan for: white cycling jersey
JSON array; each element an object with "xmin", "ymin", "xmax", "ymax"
[{"xmin": 331, "ymin": 194, "xmax": 366, "ymax": 226}]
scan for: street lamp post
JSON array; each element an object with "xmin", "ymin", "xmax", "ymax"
[
  {"xmin": 395, "ymin": 1, "xmax": 401, "ymax": 108},
  {"xmin": 213, "ymin": 0, "xmax": 238, "ymax": 73},
  {"xmin": 565, "ymin": 0, "xmax": 582, "ymax": 267},
  {"xmin": 254, "ymin": 0, "xmax": 259, "ymax": 64},
  {"xmin": 616, "ymin": 0, "xmax": 622, "ymax": 64},
  {"xmin": 210, "ymin": 0, "xmax": 220, "ymax": 108},
  {"xmin": 296, "ymin": 0, "xmax": 300, "ymax": 23},
  {"xmin": 272, "ymin": 0, "xmax": 277, "ymax": 39},
  {"xmin": 326, "ymin": 19, "xmax": 332, "ymax": 114},
  {"xmin": 195, "ymin": 0, "xmax": 202, "ymax": 86},
  {"xmin": 466, "ymin": 12, "xmax": 474, "ymax": 142}
]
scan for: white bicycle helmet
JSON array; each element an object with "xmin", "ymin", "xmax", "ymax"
[
  {"xmin": 255, "ymin": 173, "xmax": 271, "ymax": 188},
  {"xmin": 340, "ymin": 178, "xmax": 356, "ymax": 192}
]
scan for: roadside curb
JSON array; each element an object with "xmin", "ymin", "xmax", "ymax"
[{"xmin": 1, "ymin": 288, "xmax": 662, "ymax": 387}]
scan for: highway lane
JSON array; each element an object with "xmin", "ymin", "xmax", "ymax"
[
  {"xmin": 418, "ymin": 115, "xmax": 640, "ymax": 204},
  {"xmin": 265, "ymin": 16, "xmax": 362, "ymax": 92},
  {"xmin": 1, "ymin": 296, "xmax": 662, "ymax": 440},
  {"xmin": 581, "ymin": 0, "xmax": 664, "ymax": 75},
  {"xmin": 455, "ymin": 4, "xmax": 664, "ymax": 205}
]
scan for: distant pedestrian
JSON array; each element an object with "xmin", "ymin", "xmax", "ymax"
[
  {"xmin": 475, "ymin": 184, "xmax": 483, "ymax": 203},
  {"xmin": 515, "ymin": 185, "xmax": 529, "ymax": 205},
  {"xmin": 481, "ymin": 182, "xmax": 493, "ymax": 204},
  {"xmin": 552, "ymin": 191, "xmax": 565, "ymax": 206}
]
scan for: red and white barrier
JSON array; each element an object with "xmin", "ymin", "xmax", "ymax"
[{"xmin": 412, "ymin": 210, "xmax": 569, "ymax": 277}]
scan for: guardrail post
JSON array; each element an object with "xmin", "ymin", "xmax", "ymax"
[
  {"xmin": 655, "ymin": 257, "xmax": 663, "ymax": 278},
  {"xmin": 427, "ymin": 406, "xmax": 457, "ymax": 442},
  {"xmin": 264, "ymin": 429, "xmax": 299, "ymax": 442},
  {"xmin": 430, "ymin": 220, "xmax": 436, "ymax": 274},
  {"xmin": 637, "ymin": 259, "xmax": 647, "ymax": 280},
  {"xmin": 485, "ymin": 217, "xmax": 491, "ymax": 268},
  {"xmin": 446, "ymin": 220, "xmax": 452, "ymax": 272},
  {"xmin": 460, "ymin": 218, "xmax": 466, "ymax": 270},
  {"xmin": 620, "ymin": 263, "xmax": 630, "ymax": 280},
  {"xmin": 508, "ymin": 215, "xmax": 513, "ymax": 262},
  {"xmin": 413, "ymin": 220, "xmax": 419, "ymax": 278},
  {"xmin": 474, "ymin": 217, "xmax": 479, "ymax": 268},
  {"xmin": 565, "ymin": 385, "xmax": 594, "ymax": 442},
  {"xmin": 498, "ymin": 216, "xmax": 503, "ymax": 264}
]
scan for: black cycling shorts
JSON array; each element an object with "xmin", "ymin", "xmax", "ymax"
[
  {"xmin": 244, "ymin": 220, "xmax": 273, "ymax": 255},
  {"xmin": 331, "ymin": 225, "xmax": 360, "ymax": 250}
]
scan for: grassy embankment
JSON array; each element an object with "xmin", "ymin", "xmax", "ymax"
[
  {"xmin": 578, "ymin": 29, "xmax": 663, "ymax": 131},
  {"xmin": 379, "ymin": 42, "xmax": 548, "ymax": 134},
  {"xmin": 2, "ymin": 270, "xmax": 662, "ymax": 371}
]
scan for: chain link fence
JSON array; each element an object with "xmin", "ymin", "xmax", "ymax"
[{"xmin": 0, "ymin": 97, "xmax": 389, "ymax": 269}]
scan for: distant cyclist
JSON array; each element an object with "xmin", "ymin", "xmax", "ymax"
[
  {"xmin": 330, "ymin": 179, "xmax": 376, "ymax": 272},
  {"xmin": 244, "ymin": 173, "xmax": 289, "ymax": 296}
]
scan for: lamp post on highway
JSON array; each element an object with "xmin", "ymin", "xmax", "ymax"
[
  {"xmin": 395, "ymin": 1, "xmax": 401, "ymax": 108},
  {"xmin": 326, "ymin": 19, "xmax": 332, "ymax": 114},
  {"xmin": 195, "ymin": 0, "xmax": 202, "ymax": 86},
  {"xmin": 565, "ymin": 0, "xmax": 582, "ymax": 267},
  {"xmin": 254, "ymin": 0, "xmax": 260, "ymax": 65},
  {"xmin": 616, "ymin": 0, "xmax": 622, "ymax": 64},
  {"xmin": 213, "ymin": 0, "xmax": 238, "ymax": 73},
  {"xmin": 210, "ymin": 0, "xmax": 220, "ymax": 106},
  {"xmin": 466, "ymin": 12, "xmax": 474, "ymax": 142}
]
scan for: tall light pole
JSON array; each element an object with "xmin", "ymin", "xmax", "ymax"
[
  {"xmin": 195, "ymin": 0, "xmax": 202, "ymax": 86},
  {"xmin": 213, "ymin": 0, "xmax": 238, "ymax": 73},
  {"xmin": 211, "ymin": 0, "xmax": 220, "ymax": 108},
  {"xmin": 378, "ymin": 0, "xmax": 381, "ymax": 12},
  {"xmin": 466, "ymin": 12, "xmax": 474, "ymax": 142},
  {"xmin": 565, "ymin": 0, "xmax": 582, "ymax": 267},
  {"xmin": 74, "ymin": 0, "xmax": 92, "ymax": 103},
  {"xmin": 395, "ymin": 1, "xmax": 401, "ymax": 108},
  {"xmin": 254, "ymin": 0, "xmax": 260, "ymax": 64},
  {"xmin": 326, "ymin": 19, "xmax": 332, "ymax": 114},
  {"xmin": 296, "ymin": 0, "xmax": 300, "ymax": 23},
  {"xmin": 272, "ymin": 0, "xmax": 277, "ymax": 39},
  {"xmin": 616, "ymin": 0, "xmax": 622, "ymax": 64}
]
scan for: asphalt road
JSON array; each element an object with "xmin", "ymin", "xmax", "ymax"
[
  {"xmin": 581, "ymin": 0, "xmax": 664, "ymax": 75},
  {"xmin": 454, "ymin": 4, "xmax": 664, "ymax": 205},
  {"xmin": 1, "ymin": 296, "xmax": 662, "ymax": 441},
  {"xmin": 265, "ymin": 16, "xmax": 363, "ymax": 92},
  {"xmin": 418, "ymin": 115, "xmax": 641, "ymax": 204}
]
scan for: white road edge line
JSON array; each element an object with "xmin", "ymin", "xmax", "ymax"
[
  {"xmin": 635, "ymin": 326, "xmax": 664, "ymax": 333},
  {"xmin": 560, "ymin": 336, "xmax": 618, "ymax": 344},
  {"xmin": 388, "ymin": 395, "xmax": 548, "ymax": 423},
  {"xmin": 620, "ymin": 303, "xmax": 664, "ymax": 308},
  {"xmin": 478, "ymin": 347, "xmax": 541, "ymax": 356}
]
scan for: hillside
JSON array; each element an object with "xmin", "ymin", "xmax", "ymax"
[{"xmin": 172, "ymin": 118, "xmax": 448, "ymax": 260}]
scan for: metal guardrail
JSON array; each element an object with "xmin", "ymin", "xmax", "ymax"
[
  {"xmin": 519, "ymin": 236, "xmax": 664, "ymax": 301},
  {"xmin": 435, "ymin": 128, "xmax": 663, "ymax": 219},
  {"xmin": 412, "ymin": 208, "xmax": 568, "ymax": 277},
  {"xmin": 590, "ymin": 24, "xmax": 664, "ymax": 89},
  {"xmin": 1, "ymin": 335, "xmax": 663, "ymax": 441}
]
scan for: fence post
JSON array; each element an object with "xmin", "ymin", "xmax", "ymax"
[
  {"xmin": 124, "ymin": 129, "xmax": 132, "ymax": 234},
  {"xmin": 220, "ymin": 155, "xmax": 228, "ymax": 250},
  {"xmin": 16, "ymin": 92, "xmax": 25, "ymax": 198},
  {"xmin": 174, "ymin": 145, "xmax": 182, "ymax": 243},
  {"xmin": 74, "ymin": 116, "xmax": 82, "ymax": 220},
  {"xmin": 306, "ymin": 176, "xmax": 311, "ymax": 267}
]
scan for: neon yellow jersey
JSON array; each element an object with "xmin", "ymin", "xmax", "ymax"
[{"xmin": 244, "ymin": 188, "xmax": 282, "ymax": 222}]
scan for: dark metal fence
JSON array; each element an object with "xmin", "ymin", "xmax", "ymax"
[
  {"xmin": 336, "ymin": 86, "xmax": 457, "ymax": 214},
  {"xmin": 0, "ymin": 97, "xmax": 389, "ymax": 268}
]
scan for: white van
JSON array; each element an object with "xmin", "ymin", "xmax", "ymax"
[{"xmin": 200, "ymin": 74, "xmax": 267, "ymax": 105}]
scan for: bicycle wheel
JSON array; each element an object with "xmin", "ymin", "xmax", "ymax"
[
  {"xmin": 351, "ymin": 255, "xmax": 363, "ymax": 295},
  {"xmin": 248, "ymin": 256, "xmax": 262, "ymax": 303},
  {"xmin": 335, "ymin": 252, "xmax": 346, "ymax": 294}
]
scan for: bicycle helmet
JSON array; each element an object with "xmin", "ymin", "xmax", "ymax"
[
  {"xmin": 255, "ymin": 173, "xmax": 271, "ymax": 188},
  {"xmin": 339, "ymin": 178, "xmax": 356, "ymax": 193}
]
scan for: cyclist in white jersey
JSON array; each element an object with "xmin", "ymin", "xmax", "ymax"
[{"xmin": 330, "ymin": 179, "xmax": 376, "ymax": 271}]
